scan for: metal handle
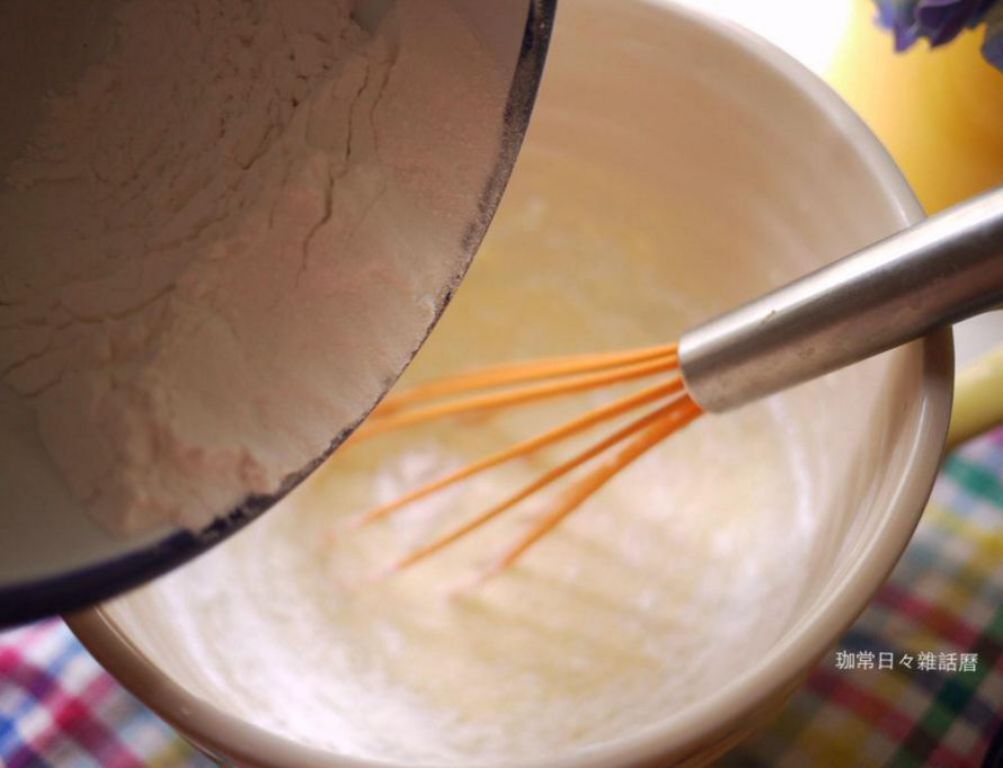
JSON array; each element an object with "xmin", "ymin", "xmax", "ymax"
[{"xmin": 679, "ymin": 187, "xmax": 1003, "ymax": 412}]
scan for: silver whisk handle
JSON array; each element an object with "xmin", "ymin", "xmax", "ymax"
[{"xmin": 679, "ymin": 187, "xmax": 1003, "ymax": 412}]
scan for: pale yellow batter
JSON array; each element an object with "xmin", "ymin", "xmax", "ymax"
[{"xmin": 107, "ymin": 157, "xmax": 823, "ymax": 764}]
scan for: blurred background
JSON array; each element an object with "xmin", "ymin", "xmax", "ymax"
[
  {"xmin": 679, "ymin": 0, "xmax": 1003, "ymax": 370},
  {"xmin": 680, "ymin": 0, "xmax": 1003, "ymax": 213}
]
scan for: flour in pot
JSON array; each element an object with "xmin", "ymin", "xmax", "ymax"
[{"xmin": 0, "ymin": 0, "xmax": 505, "ymax": 534}]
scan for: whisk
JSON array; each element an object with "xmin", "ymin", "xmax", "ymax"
[{"xmin": 347, "ymin": 188, "xmax": 1003, "ymax": 583}]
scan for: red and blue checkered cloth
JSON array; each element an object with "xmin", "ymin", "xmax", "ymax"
[
  {"xmin": 726, "ymin": 428, "xmax": 1003, "ymax": 768},
  {"xmin": 0, "ymin": 622, "xmax": 209, "ymax": 768},
  {"xmin": 3, "ymin": 428, "xmax": 1003, "ymax": 768}
]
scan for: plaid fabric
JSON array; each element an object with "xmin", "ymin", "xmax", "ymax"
[
  {"xmin": 1, "ymin": 428, "xmax": 1002, "ymax": 768},
  {"xmin": 0, "ymin": 621, "xmax": 209, "ymax": 768},
  {"xmin": 725, "ymin": 427, "xmax": 1003, "ymax": 768}
]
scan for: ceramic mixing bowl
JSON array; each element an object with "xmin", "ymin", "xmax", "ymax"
[{"xmin": 68, "ymin": 0, "xmax": 955, "ymax": 765}]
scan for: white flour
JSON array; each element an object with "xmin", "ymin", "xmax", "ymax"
[{"xmin": 0, "ymin": 0, "xmax": 505, "ymax": 533}]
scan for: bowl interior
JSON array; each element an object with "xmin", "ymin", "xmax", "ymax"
[{"xmin": 69, "ymin": 1, "xmax": 949, "ymax": 766}]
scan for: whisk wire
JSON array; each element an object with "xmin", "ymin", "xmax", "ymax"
[
  {"xmin": 345, "ymin": 341, "xmax": 703, "ymax": 583},
  {"xmin": 371, "ymin": 343, "xmax": 679, "ymax": 415},
  {"xmin": 487, "ymin": 396, "xmax": 703, "ymax": 578},
  {"xmin": 355, "ymin": 377, "xmax": 685, "ymax": 527},
  {"xmin": 386, "ymin": 395, "xmax": 700, "ymax": 574},
  {"xmin": 355, "ymin": 353, "xmax": 680, "ymax": 438}
]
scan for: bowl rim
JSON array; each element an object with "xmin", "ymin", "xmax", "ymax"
[{"xmin": 67, "ymin": 2, "xmax": 954, "ymax": 766}]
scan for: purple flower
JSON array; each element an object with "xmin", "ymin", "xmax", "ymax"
[
  {"xmin": 876, "ymin": 0, "xmax": 924, "ymax": 50},
  {"xmin": 875, "ymin": 0, "xmax": 1003, "ymax": 68},
  {"xmin": 984, "ymin": 3, "xmax": 1003, "ymax": 66}
]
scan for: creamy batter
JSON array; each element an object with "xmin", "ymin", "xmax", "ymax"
[{"xmin": 106, "ymin": 178, "xmax": 823, "ymax": 764}]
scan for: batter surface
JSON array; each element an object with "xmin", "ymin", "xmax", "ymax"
[{"xmin": 107, "ymin": 172, "xmax": 824, "ymax": 764}]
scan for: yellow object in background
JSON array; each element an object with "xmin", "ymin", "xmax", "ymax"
[
  {"xmin": 828, "ymin": 0, "xmax": 1003, "ymax": 213},
  {"xmin": 683, "ymin": 0, "xmax": 1003, "ymax": 427},
  {"xmin": 948, "ymin": 345, "xmax": 1003, "ymax": 447}
]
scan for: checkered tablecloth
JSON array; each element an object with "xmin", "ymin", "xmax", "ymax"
[
  {"xmin": 2, "ymin": 428, "xmax": 1003, "ymax": 768},
  {"xmin": 0, "ymin": 621, "xmax": 210, "ymax": 768},
  {"xmin": 725, "ymin": 428, "xmax": 1003, "ymax": 768}
]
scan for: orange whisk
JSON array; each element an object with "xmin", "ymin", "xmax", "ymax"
[{"xmin": 346, "ymin": 342, "xmax": 703, "ymax": 582}]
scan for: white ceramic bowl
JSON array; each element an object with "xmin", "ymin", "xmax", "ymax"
[{"xmin": 68, "ymin": 1, "xmax": 952, "ymax": 765}]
